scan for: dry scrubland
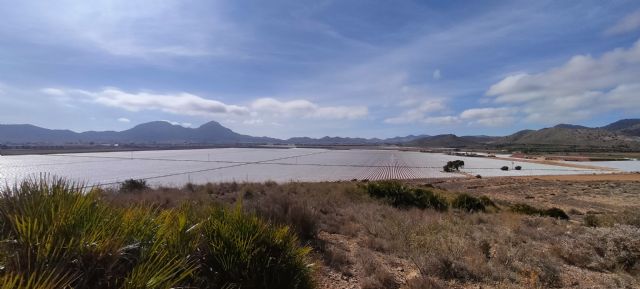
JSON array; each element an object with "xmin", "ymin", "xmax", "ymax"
[{"xmin": 2, "ymin": 176, "xmax": 640, "ymax": 289}]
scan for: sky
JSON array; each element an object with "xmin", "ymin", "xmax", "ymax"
[{"xmin": 1, "ymin": 0, "xmax": 640, "ymax": 138}]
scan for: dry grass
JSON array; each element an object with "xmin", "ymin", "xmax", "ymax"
[{"xmin": 99, "ymin": 179, "xmax": 640, "ymax": 289}]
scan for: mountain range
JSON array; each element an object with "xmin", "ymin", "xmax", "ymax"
[
  {"xmin": 1, "ymin": 119, "xmax": 639, "ymax": 150},
  {"xmin": 0, "ymin": 121, "xmax": 427, "ymax": 146}
]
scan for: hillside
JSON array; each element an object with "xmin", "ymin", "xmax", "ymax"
[
  {"xmin": 600, "ymin": 119, "xmax": 640, "ymax": 136},
  {"xmin": 406, "ymin": 134, "xmax": 498, "ymax": 148},
  {"xmin": 500, "ymin": 124, "xmax": 640, "ymax": 150}
]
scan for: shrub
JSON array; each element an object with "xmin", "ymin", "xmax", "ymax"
[
  {"xmin": 451, "ymin": 194, "xmax": 485, "ymax": 212},
  {"xmin": 119, "ymin": 178, "xmax": 149, "ymax": 192},
  {"xmin": 253, "ymin": 193, "xmax": 319, "ymax": 241},
  {"xmin": 364, "ymin": 181, "xmax": 448, "ymax": 211},
  {"xmin": 413, "ymin": 189, "xmax": 449, "ymax": 211},
  {"xmin": 511, "ymin": 203, "xmax": 569, "ymax": 220},
  {"xmin": 543, "ymin": 208, "xmax": 569, "ymax": 220},
  {"xmin": 424, "ymin": 255, "xmax": 479, "ymax": 281},
  {"xmin": 511, "ymin": 203, "xmax": 540, "ymax": 215},
  {"xmin": 198, "ymin": 205, "xmax": 314, "ymax": 289},
  {"xmin": 358, "ymin": 250, "xmax": 399, "ymax": 289},
  {"xmin": 0, "ymin": 177, "xmax": 315, "ymax": 289},
  {"xmin": 364, "ymin": 180, "xmax": 410, "ymax": 202},
  {"xmin": 323, "ymin": 245, "xmax": 352, "ymax": 275}
]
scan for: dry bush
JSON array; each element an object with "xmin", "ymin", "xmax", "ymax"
[
  {"xmin": 323, "ymin": 245, "xmax": 352, "ymax": 276},
  {"xmin": 249, "ymin": 191, "xmax": 319, "ymax": 241},
  {"xmin": 358, "ymin": 249, "xmax": 399, "ymax": 289},
  {"xmin": 553, "ymin": 225, "xmax": 640, "ymax": 273},
  {"xmin": 405, "ymin": 276, "xmax": 445, "ymax": 289},
  {"xmin": 99, "ymin": 186, "xmax": 216, "ymax": 208}
]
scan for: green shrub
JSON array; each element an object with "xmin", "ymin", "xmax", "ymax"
[
  {"xmin": 510, "ymin": 203, "xmax": 569, "ymax": 220},
  {"xmin": 413, "ymin": 189, "xmax": 449, "ymax": 212},
  {"xmin": 0, "ymin": 176, "xmax": 315, "ymax": 289},
  {"xmin": 120, "ymin": 178, "xmax": 149, "ymax": 192},
  {"xmin": 198, "ymin": 205, "xmax": 314, "ymax": 289},
  {"xmin": 364, "ymin": 181, "xmax": 448, "ymax": 211},
  {"xmin": 510, "ymin": 203, "xmax": 540, "ymax": 215},
  {"xmin": 451, "ymin": 194, "xmax": 485, "ymax": 213},
  {"xmin": 543, "ymin": 208, "xmax": 569, "ymax": 220}
]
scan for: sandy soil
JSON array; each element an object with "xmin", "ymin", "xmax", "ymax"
[
  {"xmin": 493, "ymin": 156, "xmax": 620, "ymax": 171},
  {"xmin": 433, "ymin": 174, "xmax": 640, "ymax": 214},
  {"xmin": 516, "ymin": 172, "xmax": 640, "ymax": 181}
]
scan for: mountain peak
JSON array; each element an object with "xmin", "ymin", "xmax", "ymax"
[
  {"xmin": 198, "ymin": 121, "xmax": 224, "ymax": 129},
  {"xmin": 131, "ymin": 121, "xmax": 178, "ymax": 129},
  {"xmin": 553, "ymin": 124, "xmax": 589, "ymax": 129}
]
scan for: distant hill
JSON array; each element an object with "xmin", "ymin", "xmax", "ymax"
[
  {"xmin": 285, "ymin": 134, "xmax": 429, "ymax": 145},
  {"xmin": 496, "ymin": 119, "xmax": 640, "ymax": 150},
  {"xmin": 0, "ymin": 121, "xmax": 277, "ymax": 145},
  {"xmin": 1, "ymin": 118, "xmax": 639, "ymax": 149},
  {"xmin": 0, "ymin": 124, "xmax": 80, "ymax": 144},
  {"xmin": 0, "ymin": 121, "xmax": 424, "ymax": 146},
  {"xmin": 502, "ymin": 127, "xmax": 634, "ymax": 147},
  {"xmin": 600, "ymin": 119, "xmax": 640, "ymax": 137},
  {"xmin": 406, "ymin": 134, "xmax": 499, "ymax": 148},
  {"xmin": 405, "ymin": 119, "xmax": 640, "ymax": 151},
  {"xmin": 553, "ymin": 124, "xmax": 590, "ymax": 129}
]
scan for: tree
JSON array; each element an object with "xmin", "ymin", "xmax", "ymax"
[{"xmin": 443, "ymin": 160, "xmax": 465, "ymax": 172}]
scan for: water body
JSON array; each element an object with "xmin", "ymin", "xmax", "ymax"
[{"xmin": 0, "ymin": 148, "xmax": 622, "ymax": 188}]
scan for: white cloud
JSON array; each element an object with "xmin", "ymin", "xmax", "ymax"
[
  {"xmin": 161, "ymin": 120, "xmax": 192, "ymax": 127},
  {"xmin": 423, "ymin": 116, "xmax": 460, "ymax": 125},
  {"xmin": 41, "ymin": 88, "xmax": 66, "ymax": 96},
  {"xmin": 460, "ymin": 107, "xmax": 517, "ymax": 127},
  {"xmin": 117, "ymin": 117, "xmax": 130, "ymax": 123},
  {"xmin": 0, "ymin": 1, "xmax": 240, "ymax": 60},
  {"xmin": 486, "ymin": 39, "xmax": 640, "ymax": 124},
  {"xmin": 386, "ymin": 100, "xmax": 516, "ymax": 127},
  {"xmin": 243, "ymin": 118, "xmax": 265, "ymax": 125},
  {"xmin": 251, "ymin": 98, "xmax": 368, "ymax": 120},
  {"xmin": 49, "ymin": 87, "xmax": 367, "ymax": 121},
  {"xmin": 432, "ymin": 69, "xmax": 441, "ymax": 80},
  {"xmin": 78, "ymin": 88, "xmax": 249, "ymax": 117},
  {"xmin": 384, "ymin": 99, "xmax": 447, "ymax": 124},
  {"xmin": 605, "ymin": 10, "xmax": 640, "ymax": 35}
]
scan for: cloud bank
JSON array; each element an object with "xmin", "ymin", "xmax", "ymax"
[
  {"xmin": 45, "ymin": 88, "xmax": 368, "ymax": 121},
  {"xmin": 486, "ymin": 39, "xmax": 640, "ymax": 124}
]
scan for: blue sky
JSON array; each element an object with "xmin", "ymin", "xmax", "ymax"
[{"xmin": 1, "ymin": 0, "xmax": 640, "ymax": 138}]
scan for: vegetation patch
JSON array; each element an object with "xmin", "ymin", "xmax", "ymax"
[
  {"xmin": 511, "ymin": 203, "xmax": 569, "ymax": 220},
  {"xmin": 443, "ymin": 160, "xmax": 464, "ymax": 172},
  {"xmin": 364, "ymin": 181, "xmax": 448, "ymax": 211},
  {"xmin": 119, "ymin": 178, "xmax": 149, "ymax": 192},
  {"xmin": 0, "ymin": 177, "xmax": 314, "ymax": 289},
  {"xmin": 451, "ymin": 194, "xmax": 486, "ymax": 212}
]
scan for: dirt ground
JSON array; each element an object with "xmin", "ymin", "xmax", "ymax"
[{"xmin": 432, "ymin": 173, "xmax": 640, "ymax": 215}]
